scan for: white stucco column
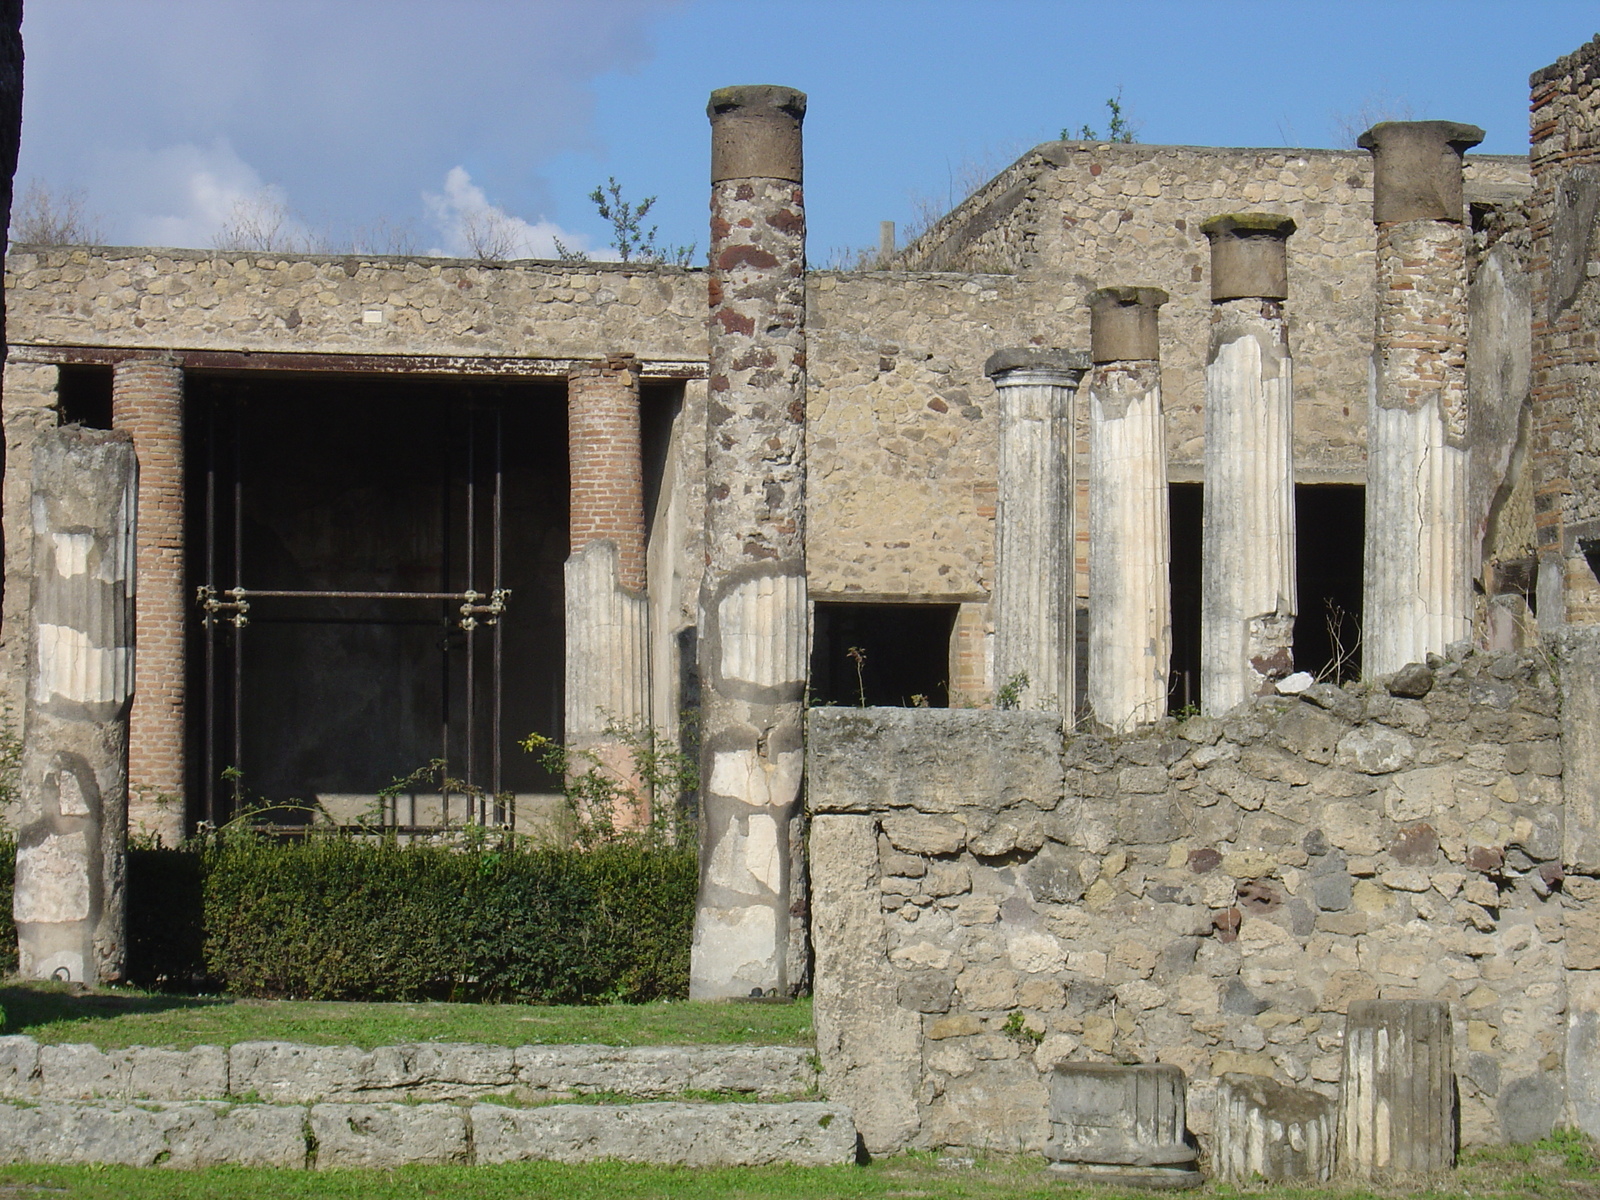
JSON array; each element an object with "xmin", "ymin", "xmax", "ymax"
[
  {"xmin": 984, "ymin": 348, "xmax": 1090, "ymax": 713},
  {"xmin": 1200, "ymin": 213, "xmax": 1298, "ymax": 714},
  {"xmin": 1359, "ymin": 120, "xmax": 1484, "ymax": 674},
  {"xmin": 1087, "ymin": 286, "xmax": 1171, "ymax": 733}
]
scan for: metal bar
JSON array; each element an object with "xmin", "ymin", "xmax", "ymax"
[
  {"xmin": 439, "ymin": 403, "xmax": 452, "ymax": 827},
  {"xmin": 492, "ymin": 403, "xmax": 505, "ymax": 819},
  {"xmin": 204, "ymin": 397, "xmax": 217, "ymax": 828},
  {"xmin": 217, "ymin": 589, "xmax": 490, "ymax": 601},
  {"xmin": 15, "ymin": 344, "xmax": 709, "ymax": 381},
  {"xmin": 231, "ymin": 400, "xmax": 244, "ymax": 816},
  {"xmin": 465, "ymin": 403, "xmax": 477, "ymax": 807},
  {"xmin": 236, "ymin": 617, "xmax": 447, "ymax": 627}
]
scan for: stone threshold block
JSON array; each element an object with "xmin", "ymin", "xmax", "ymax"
[
  {"xmin": 0, "ymin": 1036, "xmax": 818, "ymax": 1105},
  {"xmin": 1046, "ymin": 1063, "xmax": 1201, "ymax": 1189},
  {"xmin": 0, "ymin": 1098, "xmax": 859, "ymax": 1169}
]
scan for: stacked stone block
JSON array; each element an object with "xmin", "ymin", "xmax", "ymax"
[
  {"xmin": 111, "ymin": 358, "xmax": 185, "ymax": 844},
  {"xmin": 808, "ymin": 644, "xmax": 1566, "ymax": 1155}
]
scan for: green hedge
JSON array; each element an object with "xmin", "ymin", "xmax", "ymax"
[{"xmin": 4, "ymin": 837, "xmax": 698, "ymax": 1003}]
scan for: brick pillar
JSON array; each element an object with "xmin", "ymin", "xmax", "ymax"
[
  {"xmin": 1200, "ymin": 213, "xmax": 1297, "ymax": 713},
  {"xmin": 111, "ymin": 358, "xmax": 185, "ymax": 845},
  {"xmin": 565, "ymin": 353, "xmax": 651, "ymax": 828},
  {"xmin": 693, "ymin": 85, "xmax": 809, "ymax": 999},
  {"xmin": 1087, "ymin": 286, "xmax": 1170, "ymax": 732},
  {"xmin": 1359, "ymin": 120, "xmax": 1483, "ymax": 673},
  {"xmin": 984, "ymin": 348, "xmax": 1089, "ymax": 713}
]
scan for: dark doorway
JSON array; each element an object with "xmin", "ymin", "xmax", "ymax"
[
  {"xmin": 810, "ymin": 603, "xmax": 958, "ymax": 708},
  {"xmin": 185, "ymin": 372, "xmax": 569, "ymax": 828},
  {"xmin": 1294, "ymin": 484, "xmax": 1364, "ymax": 682},
  {"xmin": 57, "ymin": 364, "xmax": 113, "ymax": 429},
  {"xmin": 1168, "ymin": 483, "xmax": 1202, "ymax": 712}
]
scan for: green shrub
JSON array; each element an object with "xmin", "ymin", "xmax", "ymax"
[
  {"xmin": 0, "ymin": 833, "xmax": 693, "ymax": 1004},
  {"xmin": 199, "ymin": 837, "xmax": 697, "ymax": 1002}
]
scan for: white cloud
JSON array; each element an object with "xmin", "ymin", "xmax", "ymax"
[
  {"xmin": 423, "ymin": 166, "xmax": 604, "ymax": 261},
  {"xmin": 90, "ymin": 139, "xmax": 315, "ymax": 250}
]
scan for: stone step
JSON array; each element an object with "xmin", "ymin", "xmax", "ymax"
[
  {"xmin": 0, "ymin": 1098, "xmax": 859, "ymax": 1169},
  {"xmin": 0, "ymin": 1037, "xmax": 818, "ymax": 1104}
]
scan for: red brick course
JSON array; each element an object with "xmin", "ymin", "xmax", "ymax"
[
  {"xmin": 566, "ymin": 353, "xmax": 646, "ymax": 591},
  {"xmin": 111, "ymin": 358, "xmax": 185, "ymax": 837}
]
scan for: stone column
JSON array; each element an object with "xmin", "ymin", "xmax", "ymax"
[
  {"xmin": 984, "ymin": 349, "xmax": 1090, "ymax": 713},
  {"xmin": 111, "ymin": 357, "xmax": 185, "ymax": 844},
  {"xmin": 1359, "ymin": 122, "xmax": 1484, "ymax": 674},
  {"xmin": 1338, "ymin": 999, "xmax": 1455, "ymax": 1176},
  {"xmin": 1200, "ymin": 214, "xmax": 1297, "ymax": 714},
  {"xmin": 692, "ymin": 85, "xmax": 809, "ymax": 1000},
  {"xmin": 15, "ymin": 427, "xmax": 136, "ymax": 984},
  {"xmin": 1086, "ymin": 287, "xmax": 1170, "ymax": 732},
  {"xmin": 1214, "ymin": 1074, "xmax": 1336, "ymax": 1183},
  {"xmin": 566, "ymin": 353, "xmax": 651, "ymax": 828}
]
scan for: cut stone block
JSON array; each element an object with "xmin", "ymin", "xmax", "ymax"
[{"xmin": 1046, "ymin": 1062, "xmax": 1201, "ymax": 1188}]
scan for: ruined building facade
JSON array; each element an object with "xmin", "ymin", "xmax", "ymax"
[{"xmin": 5, "ymin": 31, "xmax": 1600, "ymax": 1156}]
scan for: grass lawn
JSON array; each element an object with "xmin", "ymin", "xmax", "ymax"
[
  {"xmin": 0, "ymin": 1137, "xmax": 1591, "ymax": 1200},
  {"xmin": 0, "ymin": 982, "xmax": 814, "ymax": 1050}
]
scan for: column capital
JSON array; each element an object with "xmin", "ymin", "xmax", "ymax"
[
  {"xmin": 984, "ymin": 347, "xmax": 1090, "ymax": 387},
  {"xmin": 1088, "ymin": 286, "xmax": 1168, "ymax": 363},
  {"xmin": 708, "ymin": 85, "xmax": 806, "ymax": 184},
  {"xmin": 1202, "ymin": 212, "xmax": 1296, "ymax": 302},
  {"xmin": 1358, "ymin": 120, "xmax": 1484, "ymax": 224}
]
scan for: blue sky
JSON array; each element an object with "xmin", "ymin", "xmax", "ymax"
[{"xmin": 15, "ymin": 1, "xmax": 1600, "ymax": 260}]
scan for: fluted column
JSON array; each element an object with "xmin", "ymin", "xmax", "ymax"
[
  {"xmin": 1087, "ymin": 287, "xmax": 1170, "ymax": 732},
  {"xmin": 15, "ymin": 427, "xmax": 136, "ymax": 984},
  {"xmin": 1360, "ymin": 121, "xmax": 1484, "ymax": 674},
  {"xmin": 110, "ymin": 357, "xmax": 185, "ymax": 845},
  {"xmin": 984, "ymin": 349, "xmax": 1090, "ymax": 713},
  {"xmin": 565, "ymin": 353, "xmax": 651, "ymax": 828},
  {"xmin": 1339, "ymin": 999, "xmax": 1455, "ymax": 1176},
  {"xmin": 1200, "ymin": 214, "xmax": 1297, "ymax": 713},
  {"xmin": 692, "ymin": 85, "xmax": 809, "ymax": 999}
]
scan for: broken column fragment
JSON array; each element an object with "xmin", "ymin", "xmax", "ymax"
[
  {"xmin": 1359, "ymin": 121, "xmax": 1484, "ymax": 674},
  {"xmin": 1339, "ymin": 998, "xmax": 1455, "ymax": 1176},
  {"xmin": 110, "ymin": 357, "xmax": 184, "ymax": 845},
  {"xmin": 565, "ymin": 353, "xmax": 651, "ymax": 828},
  {"xmin": 1214, "ymin": 1073, "xmax": 1336, "ymax": 1183},
  {"xmin": 692, "ymin": 85, "xmax": 809, "ymax": 1000},
  {"xmin": 1200, "ymin": 213, "xmax": 1297, "ymax": 714},
  {"xmin": 1087, "ymin": 286, "xmax": 1171, "ymax": 732},
  {"xmin": 984, "ymin": 348, "xmax": 1090, "ymax": 713},
  {"xmin": 15, "ymin": 427, "xmax": 137, "ymax": 984},
  {"xmin": 1046, "ymin": 1062, "xmax": 1202, "ymax": 1188}
]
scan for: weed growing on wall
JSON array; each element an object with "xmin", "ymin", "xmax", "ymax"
[{"xmin": 523, "ymin": 718, "xmax": 699, "ymax": 849}]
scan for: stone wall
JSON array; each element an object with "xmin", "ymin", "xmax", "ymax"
[
  {"xmin": 1530, "ymin": 35, "xmax": 1600, "ymax": 627},
  {"xmin": 808, "ymin": 645, "xmax": 1568, "ymax": 1156}
]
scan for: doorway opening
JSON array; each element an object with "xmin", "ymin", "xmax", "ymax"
[
  {"xmin": 184, "ymin": 371, "xmax": 568, "ymax": 831},
  {"xmin": 809, "ymin": 602, "xmax": 959, "ymax": 708}
]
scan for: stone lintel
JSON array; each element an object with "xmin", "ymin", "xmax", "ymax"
[
  {"xmin": 708, "ymin": 85, "xmax": 807, "ymax": 184},
  {"xmin": 1358, "ymin": 121, "xmax": 1486, "ymax": 224},
  {"xmin": 983, "ymin": 347, "xmax": 1091, "ymax": 385},
  {"xmin": 1088, "ymin": 287, "xmax": 1168, "ymax": 363},
  {"xmin": 1202, "ymin": 213, "xmax": 1296, "ymax": 302}
]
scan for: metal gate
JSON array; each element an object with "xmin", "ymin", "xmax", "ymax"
[{"xmin": 193, "ymin": 383, "xmax": 511, "ymax": 831}]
